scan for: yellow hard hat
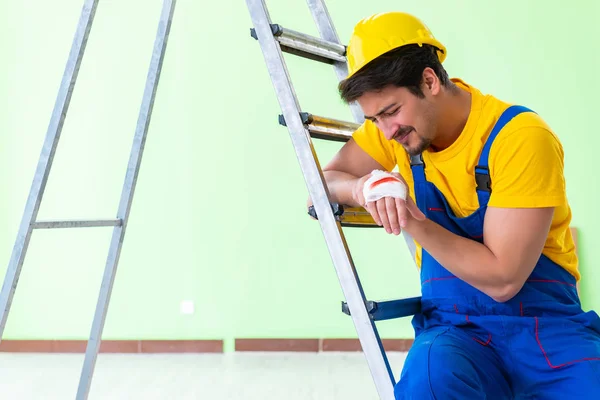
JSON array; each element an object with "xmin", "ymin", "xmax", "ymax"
[{"xmin": 346, "ymin": 12, "xmax": 446, "ymax": 79}]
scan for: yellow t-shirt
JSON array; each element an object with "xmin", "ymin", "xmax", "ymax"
[{"xmin": 352, "ymin": 79, "xmax": 579, "ymax": 280}]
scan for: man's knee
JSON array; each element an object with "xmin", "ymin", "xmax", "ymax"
[
  {"xmin": 394, "ymin": 327, "xmax": 510, "ymax": 400},
  {"xmin": 394, "ymin": 348, "xmax": 456, "ymax": 399},
  {"xmin": 394, "ymin": 328, "xmax": 470, "ymax": 399},
  {"xmin": 395, "ymin": 344, "xmax": 473, "ymax": 398}
]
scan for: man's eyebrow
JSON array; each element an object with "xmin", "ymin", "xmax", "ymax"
[{"xmin": 364, "ymin": 103, "xmax": 398, "ymax": 121}]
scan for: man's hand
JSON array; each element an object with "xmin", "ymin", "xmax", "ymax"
[{"xmin": 352, "ymin": 172, "xmax": 425, "ymax": 235}]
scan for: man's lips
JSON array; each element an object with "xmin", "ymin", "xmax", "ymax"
[{"xmin": 394, "ymin": 129, "xmax": 413, "ymax": 144}]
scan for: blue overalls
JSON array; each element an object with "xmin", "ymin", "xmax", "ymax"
[{"xmin": 394, "ymin": 106, "xmax": 600, "ymax": 399}]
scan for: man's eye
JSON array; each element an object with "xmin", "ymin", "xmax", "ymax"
[{"xmin": 384, "ymin": 108, "xmax": 400, "ymax": 117}]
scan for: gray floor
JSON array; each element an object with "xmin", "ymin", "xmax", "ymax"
[{"xmin": 0, "ymin": 352, "xmax": 408, "ymax": 399}]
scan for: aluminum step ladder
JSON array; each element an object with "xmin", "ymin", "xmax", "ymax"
[
  {"xmin": 0, "ymin": 0, "xmax": 176, "ymax": 398},
  {"xmin": 246, "ymin": 1, "xmax": 421, "ymax": 399}
]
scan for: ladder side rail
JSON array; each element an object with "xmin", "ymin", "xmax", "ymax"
[
  {"xmin": 246, "ymin": 1, "xmax": 395, "ymax": 399},
  {"xmin": 76, "ymin": 1, "xmax": 177, "ymax": 398},
  {"xmin": 305, "ymin": 0, "xmax": 397, "ymax": 393},
  {"xmin": 0, "ymin": 0, "xmax": 100, "ymax": 339}
]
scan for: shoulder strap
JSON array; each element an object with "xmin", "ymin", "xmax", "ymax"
[
  {"xmin": 475, "ymin": 105, "xmax": 535, "ymax": 207},
  {"xmin": 409, "ymin": 153, "xmax": 427, "ymax": 211}
]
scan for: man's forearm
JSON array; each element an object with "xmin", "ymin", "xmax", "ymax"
[
  {"xmin": 323, "ymin": 170, "xmax": 360, "ymax": 207},
  {"xmin": 404, "ymin": 218, "xmax": 516, "ymax": 301}
]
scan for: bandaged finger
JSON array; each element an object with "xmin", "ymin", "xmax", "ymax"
[{"xmin": 362, "ymin": 170, "xmax": 407, "ymax": 204}]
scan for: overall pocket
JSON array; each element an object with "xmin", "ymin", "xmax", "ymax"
[{"xmin": 533, "ymin": 315, "xmax": 600, "ymax": 369}]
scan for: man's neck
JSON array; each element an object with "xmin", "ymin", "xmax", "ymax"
[{"xmin": 430, "ymin": 85, "xmax": 472, "ymax": 152}]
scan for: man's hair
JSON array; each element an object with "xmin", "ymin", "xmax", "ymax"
[{"xmin": 339, "ymin": 44, "xmax": 451, "ymax": 103}]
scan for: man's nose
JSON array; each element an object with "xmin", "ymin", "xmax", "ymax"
[{"xmin": 379, "ymin": 119, "xmax": 397, "ymax": 140}]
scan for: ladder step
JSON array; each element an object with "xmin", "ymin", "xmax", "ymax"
[
  {"xmin": 342, "ymin": 297, "xmax": 422, "ymax": 321},
  {"xmin": 32, "ymin": 219, "xmax": 123, "ymax": 229},
  {"xmin": 337, "ymin": 206, "xmax": 379, "ymax": 227},
  {"xmin": 251, "ymin": 23, "xmax": 346, "ymax": 64},
  {"xmin": 279, "ymin": 112, "xmax": 359, "ymax": 143},
  {"xmin": 308, "ymin": 203, "xmax": 379, "ymax": 228}
]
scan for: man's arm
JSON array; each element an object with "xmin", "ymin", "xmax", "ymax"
[
  {"xmin": 314, "ymin": 138, "xmax": 388, "ymax": 207},
  {"xmin": 402, "ymin": 124, "xmax": 566, "ymax": 302},
  {"xmin": 403, "ymin": 206, "xmax": 554, "ymax": 302}
]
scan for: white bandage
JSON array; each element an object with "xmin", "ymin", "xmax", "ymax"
[{"xmin": 363, "ymin": 170, "xmax": 407, "ymax": 204}]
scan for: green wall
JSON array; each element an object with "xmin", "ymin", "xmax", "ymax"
[{"xmin": 0, "ymin": 0, "xmax": 598, "ymax": 351}]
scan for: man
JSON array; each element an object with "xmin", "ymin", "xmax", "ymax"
[{"xmin": 319, "ymin": 11, "xmax": 600, "ymax": 399}]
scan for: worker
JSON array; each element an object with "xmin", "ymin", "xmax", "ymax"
[{"xmin": 320, "ymin": 11, "xmax": 600, "ymax": 399}]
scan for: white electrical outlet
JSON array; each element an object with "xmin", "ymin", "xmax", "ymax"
[{"xmin": 180, "ymin": 300, "xmax": 195, "ymax": 315}]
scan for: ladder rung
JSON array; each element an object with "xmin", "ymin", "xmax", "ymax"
[
  {"xmin": 251, "ymin": 23, "xmax": 346, "ymax": 64},
  {"xmin": 279, "ymin": 113, "xmax": 360, "ymax": 143},
  {"xmin": 32, "ymin": 219, "xmax": 123, "ymax": 229},
  {"xmin": 308, "ymin": 203, "xmax": 379, "ymax": 228},
  {"xmin": 342, "ymin": 297, "xmax": 422, "ymax": 321},
  {"xmin": 337, "ymin": 206, "xmax": 379, "ymax": 227}
]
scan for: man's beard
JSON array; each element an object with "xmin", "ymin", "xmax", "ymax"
[{"xmin": 401, "ymin": 131, "xmax": 432, "ymax": 156}]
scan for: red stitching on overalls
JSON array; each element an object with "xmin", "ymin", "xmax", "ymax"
[
  {"xmin": 527, "ymin": 279, "xmax": 576, "ymax": 287},
  {"xmin": 453, "ymin": 304, "xmax": 466, "ymax": 321},
  {"xmin": 520, "ymin": 302, "xmax": 523, "ymax": 317},
  {"xmin": 422, "ymin": 276, "xmax": 458, "ymax": 285},
  {"xmin": 427, "ymin": 207, "xmax": 444, "ymax": 212},
  {"xmin": 473, "ymin": 333, "xmax": 492, "ymax": 346},
  {"xmin": 534, "ymin": 317, "xmax": 600, "ymax": 368},
  {"xmin": 454, "ymin": 305, "xmax": 489, "ymax": 345}
]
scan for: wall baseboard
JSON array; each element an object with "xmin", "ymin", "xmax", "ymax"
[
  {"xmin": 234, "ymin": 338, "xmax": 414, "ymax": 352},
  {"xmin": 321, "ymin": 338, "xmax": 413, "ymax": 352},
  {"xmin": 0, "ymin": 338, "xmax": 414, "ymax": 353},
  {"xmin": 0, "ymin": 340, "xmax": 224, "ymax": 353}
]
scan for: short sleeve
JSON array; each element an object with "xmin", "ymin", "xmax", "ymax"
[
  {"xmin": 488, "ymin": 126, "xmax": 566, "ymax": 208},
  {"xmin": 352, "ymin": 120, "xmax": 397, "ymax": 171}
]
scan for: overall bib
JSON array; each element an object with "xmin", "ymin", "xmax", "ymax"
[{"xmin": 394, "ymin": 106, "xmax": 600, "ymax": 399}]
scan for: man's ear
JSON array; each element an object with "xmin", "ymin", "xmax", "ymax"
[{"xmin": 421, "ymin": 67, "xmax": 441, "ymax": 96}]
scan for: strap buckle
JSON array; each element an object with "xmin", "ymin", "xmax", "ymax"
[
  {"xmin": 410, "ymin": 154, "xmax": 424, "ymax": 166},
  {"xmin": 475, "ymin": 166, "xmax": 491, "ymax": 192}
]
